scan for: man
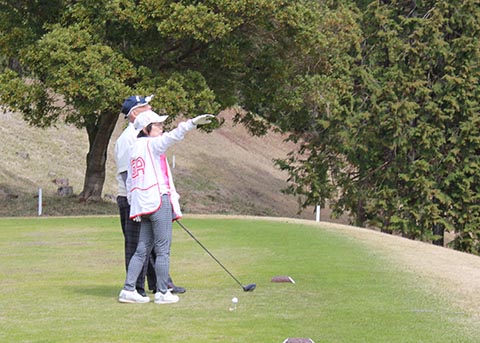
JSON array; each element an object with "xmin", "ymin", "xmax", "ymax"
[{"xmin": 115, "ymin": 95, "xmax": 185, "ymax": 296}]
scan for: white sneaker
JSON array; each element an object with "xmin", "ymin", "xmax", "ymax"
[
  {"xmin": 154, "ymin": 290, "xmax": 179, "ymax": 304},
  {"xmin": 118, "ymin": 289, "xmax": 150, "ymax": 303}
]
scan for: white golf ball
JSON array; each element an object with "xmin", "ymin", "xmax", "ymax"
[{"xmin": 232, "ymin": 297, "xmax": 238, "ymax": 304}]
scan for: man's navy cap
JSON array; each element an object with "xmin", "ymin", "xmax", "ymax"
[{"xmin": 121, "ymin": 95, "xmax": 153, "ymax": 118}]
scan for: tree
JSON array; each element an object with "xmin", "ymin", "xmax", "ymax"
[
  {"xmin": 350, "ymin": 0, "xmax": 480, "ymax": 251},
  {"xmin": 0, "ymin": 0, "xmax": 228, "ymax": 200},
  {"xmin": 266, "ymin": 0, "xmax": 480, "ymax": 253},
  {"xmin": 1, "ymin": 0, "xmax": 308, "ymax": 200}
]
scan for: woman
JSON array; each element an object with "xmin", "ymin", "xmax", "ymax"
[{"xmin": 119, "ymin": 110, "xmax": 213, "ymax": 304}]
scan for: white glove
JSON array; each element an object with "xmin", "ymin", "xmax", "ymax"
[{"xmin": 192, "ymin": 114, "xmax": 215, "ymax": 126}]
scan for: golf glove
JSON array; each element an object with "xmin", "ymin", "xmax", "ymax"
[{"xmin": 192, "ymin": 114, "xmax": 214, "ymax": 126}]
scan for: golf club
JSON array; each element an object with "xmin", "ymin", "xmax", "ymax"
[{"xmin": 176, "ymin": 221, "xmax": 256, "ymax": 292}]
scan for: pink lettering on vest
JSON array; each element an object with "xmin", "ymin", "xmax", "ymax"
[{"xmin": 131, "ymin": 157, "xmax": 145, "ymax": 179}]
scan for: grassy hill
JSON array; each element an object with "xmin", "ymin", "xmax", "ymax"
[{"xmin": 0, "ymin": 109, "xmax": 343, "ymax": 221}]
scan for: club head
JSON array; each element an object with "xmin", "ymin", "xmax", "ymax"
[{"xmin": 243, "ymin": 283, "xmax": 256, "ymax": 292}]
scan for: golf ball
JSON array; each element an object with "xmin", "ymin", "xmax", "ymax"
[{"xmin": 232, "ymin": 297, "xmax": 238, "ymax": 304}]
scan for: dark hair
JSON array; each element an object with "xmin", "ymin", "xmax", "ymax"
[{"xmin": 136, "ymin": 123, "xmax": 153, "ymax": 138}]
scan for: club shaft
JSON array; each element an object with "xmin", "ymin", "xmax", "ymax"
[{"xmin": 176, "ymin": 221, "xmax": 245, "ymax": 289}]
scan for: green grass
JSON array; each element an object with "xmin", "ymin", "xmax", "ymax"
[{"xmin": 0, "ymin": 216, "xmax": 475, "ymax": 342}]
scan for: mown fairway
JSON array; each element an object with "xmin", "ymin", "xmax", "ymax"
[{"xmin": 0, "ymin": 216, "xmax": 476, "ymax": 342}]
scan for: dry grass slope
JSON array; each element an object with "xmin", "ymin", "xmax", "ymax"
[{"xmin": 1, "ymin": 110, "xmax": 341, "ymax": 220}]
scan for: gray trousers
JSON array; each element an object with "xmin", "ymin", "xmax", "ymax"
[
  {"xmin": 117, "ymin": 195, "xmax": 149, "ymax": 292},
  {"xmin": 123, "ymin": 195, "xmax": 173, "ymax": 294}
]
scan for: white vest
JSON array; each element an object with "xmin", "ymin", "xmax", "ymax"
[{"xmin": 127, "ymin": 120, "xmax": 195, "ymax": 220}]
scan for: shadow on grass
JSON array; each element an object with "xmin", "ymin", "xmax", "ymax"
[{"xmin": 70, "ymin": 284, "xmax": 119, "ymax": 298}]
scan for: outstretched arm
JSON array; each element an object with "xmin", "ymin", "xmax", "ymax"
[{"xmin": 150, "ymin": 114, "xmax": 215, "ymax": 154}]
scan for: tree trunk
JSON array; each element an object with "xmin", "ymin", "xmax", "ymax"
[
  {"xmin": 354, "ymin": 198, "xmax": 367, "ymax": 227},
  {"xmin": 79, "ymin": 111, "xmax": 119, "ymax": 201},
  {"xmin": 432, "ymin": 223, "xmax": 445, "ymax": 247}
]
